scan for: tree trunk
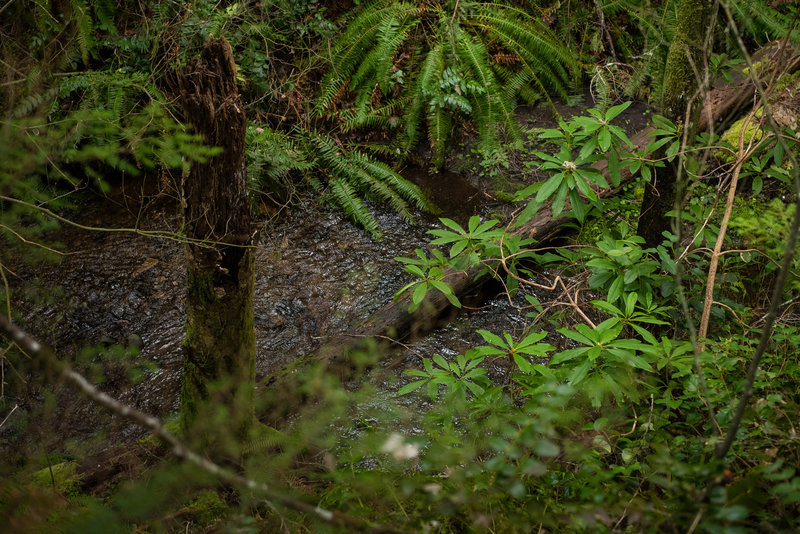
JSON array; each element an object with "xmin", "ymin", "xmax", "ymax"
[
  {"xmin": 637, "ymin": 0, "xmax": 713, "ymax": 247},
  {"xmin": 176, "ymin": 38, "xmax": 255, "ymax": 439}
]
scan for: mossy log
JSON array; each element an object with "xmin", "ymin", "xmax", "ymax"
[{"xmin": 270, "ymin": 43, "xmax": 800, "ymax": 384}]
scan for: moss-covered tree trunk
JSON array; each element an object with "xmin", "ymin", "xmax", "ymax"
[
  {"xmin": 176, "ymin": 38, "xmax": 255, "ymax": 439},
  {"xmin": 637, "ymin": 0, "xmax": 713, "ymax": 247}
]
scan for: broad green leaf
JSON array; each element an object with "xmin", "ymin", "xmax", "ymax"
[
  {"xmin": 608, "ymin": 275, "xmax": 624, "ymax": 302},
  {"xmin": 552, "ymin": 183, "xmax": 569, "ymax": 216},
  {"xmin": 550, "ymin": 347, "xmax": 590, "ymax": 365},
  {"xmin": 605, "ymin": 101, "xmax": 632, "ymax": 121},
  {"xmin": 593, "ymin": 299, "xmax": 622, "ymax": 316},
  {"xmin": 465, "ymin": 381, "xmax": 485, "ymax": 396},
  {"xmin": 534, "ymin": 439, "xmax": 560, "ymax": 458},
  {"xmin": 398, "ymin": 380, "xmax": 427, "ymax": 395},
  {"xmin": 412, "ymin": 282, "xmax": 428, "ymax": 305},
  {"xmin": 405, "ymin": 265, "xmax": 426, "ymax": 278},
  {"xmin": 518, "ymin": 330, "xmax": 548, "ymax": 347},
  {"xmin": 449, "ymin": 239, "xmax": 468, "ymax": 258},
  {"xmin": 608, "ymin": 150, "xmax": 621, "ymax": 186},
  {"xmin": 426, "ymin": 379, "xmax": 438, "ymax": 400},
  {"xmin": 599, "ymin": 127, "xmax": 611, "ymax": 152},
  {"xmin": 513, "ymin": 353, "xmax": 534, "ymax": 373},
  {"xmin": 558, "ymin": 328, "xmax": 594, "ymax": 346},
  {"xmin": 477, "ymin": 330, "xmax": 506, "ymax": 348},
  {"xmin": 440, "ymin": 218, "xmax": 465, "ymax": 232},
  {"xmin": 568, "ymin": 359, "xmax": 592, "ymax": 385},
  {"xmin": 535, "ymin": 174, "xmax": 563, "ymax": 203},
  {"xmin": 513, "ymin": 198, "xmax": 542, "ymax": 227}
]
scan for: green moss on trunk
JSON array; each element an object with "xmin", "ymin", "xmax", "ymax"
[
  {"xmin": 176, "ymin": 38, "xmax": 256, "ymax": 455},
  {"xmin": 638, "ymin": 0, "xmax": 713, "ymax": 247}
]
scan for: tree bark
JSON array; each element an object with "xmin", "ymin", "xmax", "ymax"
[
  {"xmin": 176, "ymin": 38, "xmax": 256, "ymax": 439},
  {"xmin": 637, "ymin": 0, "xmax": 713, "ymax": 248}
]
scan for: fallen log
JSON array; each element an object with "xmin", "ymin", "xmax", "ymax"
[{"xmin": 269, "ymin": 42, "xmax": 800, "ymax": 383}]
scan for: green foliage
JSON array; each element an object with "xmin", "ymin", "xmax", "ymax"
[
  {"xmin": 515, "ymin": 102, "xmax": 642, "ymax": 223},
  {"xmin": 0, "ymin": 106, "xmax": 213, "ymax": 258},
  {"xmin": 309, "ymin": 131, "xmax": 429, "ymax": 238},
  {"xmin": 584, "ymin": 222, "xmax": 673, "ymax": 302},
  {"xmin": 399, "ymin": 351, "xmax": 488, "ymax": 399},
  {"xmin": 31, "ymin": 461, "xmax": 83, "ymax": 496},
  {"xmin": 247, "ymin": 125, "xmax": 429, "ymax": 237},
  {"xmin": 608, "ymin": 0, "xmax": 795, "ymax": 103},
  {"xmin": 394, "ymin": 248, "xmax": 461, "ymax": 312},
  {"xmin": 316, "ymin": 1, "xmax": 578, "ymax": 167},
  {"xmin": 7, "ymin": 2, "xmax": 800, "ymax": 533},
  {"xmin": 731, "ymin": 198, "xmax": 800, "ymax": 292}
]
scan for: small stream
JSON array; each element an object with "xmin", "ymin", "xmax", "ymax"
[
  {"xmin": 3, "ymin": 166, "xmax": 539, "ymax": 446},
  {"xmin": 3, "ymin": 96, "xmax": 648, "ymax": 449}
]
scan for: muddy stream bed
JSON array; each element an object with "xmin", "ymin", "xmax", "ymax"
[
  {"xmin": 3, "ymin": 95, "xmax": 649, "ymax": 451},
  {"xmin": 3, "ymin": 168, "xmax": 545, "ymax": 448}
]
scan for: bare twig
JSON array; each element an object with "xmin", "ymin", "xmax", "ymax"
[
  {"xmin": 0, "ymin": 195, "xmax": 253, "ymax": 250},
  {"xmin": 593, "ymin": 0, "xmax": 617, "ymax": 61},
  {"xmin": 713, "ymin": 3, "xmax": 800, "ymax": 461},
  {"xmin": 0, "ymin": 403, "xmax": 18, "ymax": 429},
  {"xmin": 698, "ymin": 112, "xmax": 768, "ymax": 344}
]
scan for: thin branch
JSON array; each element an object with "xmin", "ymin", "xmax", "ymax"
[
  {"xmin": 698, "ymin": 112, "xmax": 767, "ymax": 343},
  {"xmin": 593, "ymin": 0, "xmax": 617, "ymax": 61},
  {"xmin": 0, "ymin": 195, "xmax": 254, "ymax": 250},
  {"xmin": 670, "ymin": 49, "xmax": 721, "ymax": 437},
  {"xmin": 0, "ymin": 223, "xmax": 70, "ymax": 256},
  {"xmin": 713, "ymin": 3, "xmax": 800, "ymax": 461},
  {"xmin": 0, "ymin": 313, "xmax": 412, "ymax": 534},
  {"xmin": 0, "ymin": 403, "xmax": 17, "ymax": 429}
]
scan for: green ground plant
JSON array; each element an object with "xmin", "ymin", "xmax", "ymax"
[
  {"xmin": 314, "ymin": 0, "xmax": 579, "ymax": 168},
  {"xmin": 387, "ymin": 94, "xmax": 800, "ymax": 530}
]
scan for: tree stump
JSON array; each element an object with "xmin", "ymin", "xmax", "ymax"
[{"xmin": 176, "ymin": 38, "xmax": 256, "ymax": 442}]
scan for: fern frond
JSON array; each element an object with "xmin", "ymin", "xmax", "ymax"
[
  {"xmin": 352, "ymin": 152, "xmax": 428, "ymax": 211},
  {"xmin": 454, "ymin": 29, "xmax": 503, "ymax": 151},
  {"xmin": 340, "ymin": 110, "xmax": 392, "ymax": 132},
  {"xmin": 330, "ymin": 177, "xmax": 381, "ymax": 238},
  {"xmin": 727, "ymin": 0, "xmax": 792, "ymax": 43},
  {"xmin": 92, "ymin": 0, "xmax": 117, "ymax": 34},
  {"xmin": 350, "ymin": 15, "xmax": 415, "ymax": 100},
  {"xmin": 428, "ymin": 105, "xmax": 452, "ymax": 169},
  {"xmin": 347, "ymin": 154, "xmax": 414, "ymax": 222},
  {"xmin": 474, "ymin": 7, "xmax": 575, "ymax": 98},
  {"xmin": 69, "ymin": 0, "xmax": 95, "ymax": 65},
  {"xmin": 315, "ymin": 2, "xmax": 418, "ymax": 115},
  {"xmin": 404, "ymin": 45, "xmax": 445, "ymax": 152},
  {"xmin": 358, "ymin": 158, "xmax": 428, "ymax": 211}
]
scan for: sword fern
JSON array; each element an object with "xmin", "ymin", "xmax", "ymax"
[{"xmin": 316, "ymin": 1, "xmax": 579, "ymax": 168}]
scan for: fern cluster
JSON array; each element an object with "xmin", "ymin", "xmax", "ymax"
[
  {"xmin": 247, "ymin": 125, "xmax": 429, "ymax": 238},
  {"xmin": 315, "ymin": 1, "xmax": 578, "ymax": 168}
]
